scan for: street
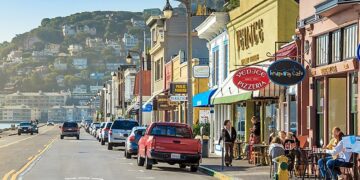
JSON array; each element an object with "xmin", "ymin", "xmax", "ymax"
[{"xmin": 1, "ymin": 126, "xmax": 214, "ymax": 180}]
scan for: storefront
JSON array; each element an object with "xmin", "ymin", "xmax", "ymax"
[
  {"xmin": 223, "ymin": 0, "xmax": 298, "ymax": 145},
  {"xmin": 296, "ymin": 0, "xmax": 360, "ymax": 146}
]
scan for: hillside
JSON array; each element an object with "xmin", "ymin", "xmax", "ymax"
[{"xmin": 0, "ymin": 11, "xmax": 149, "ymax": 96}]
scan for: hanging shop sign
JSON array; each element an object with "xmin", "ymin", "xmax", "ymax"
[
  {"xmin": 170, "ymin": 83, "xmax": 187, "ymax": 94},
  {"xmin": 267, "ymin": 59, "xmax": 306, "ymax": 86},
  {"xmin": 153, "ymin": 95, "xmax": 177, "ymax": 111},
  {"xmin": 193, "ymin": 65, "xmax": 210, "ymax": 78},
  {"xmin": 232, "ymin": 67, "xmax": 270, "ymax": 91},
  {"xmin": 170, "ymin": 95, "xmax": 188, "ymax": 102}
]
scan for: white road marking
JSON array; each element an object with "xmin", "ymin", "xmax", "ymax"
[
  {"xmin": 136, "ymin": 177, "xmax": 155, "ymax": 179},
  {"xmin": 78, "ymin": 177, "xmax": 90, "ymax": 180},
  {"xmin": 64, "ymin": 178, "xmax": 103, "ymax": 180},
  {"xmin": 0, "ymin": 127, "xmax": 54, "ymax": 149}
]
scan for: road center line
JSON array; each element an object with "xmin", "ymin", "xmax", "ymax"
[{"xmin": 2, "ymin": 169, "xmax": 15, "ymax": 180}]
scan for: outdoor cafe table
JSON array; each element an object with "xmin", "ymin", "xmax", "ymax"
[
  {"xmin": 252, "ymin": 144, "xmax": 269, "ymax": 166},
  {"xmin": 311, "ymin": 150, "xmax": 330, "ymax": 180}
]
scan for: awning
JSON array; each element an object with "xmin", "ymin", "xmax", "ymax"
[
  {"xmin": 274, "ymin": 42, "xmax": 297, "ymax": 60},
  {"xmin": 193, "ymin": 88, "xmax": 217, "ymax": 107},
  {"xmin": 211, "ymin": 71, "xmax": 253, "ymax": 105}
]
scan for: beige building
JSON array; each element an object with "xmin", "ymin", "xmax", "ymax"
[{"xmin": 0, "ymin": 105, "xmax": 32, "ymax": 122}]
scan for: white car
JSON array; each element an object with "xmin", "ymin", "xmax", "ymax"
[
  {"xmin": 97, "ymin": 122, "xmax": 105, "ymax": 141},
  {"xmin": 100, "ymin": 122, "xmax": 112, "ymax": 145},
  {"xmin": 107, "ymin": 119, "xmax": 139, "ymax": 150}
]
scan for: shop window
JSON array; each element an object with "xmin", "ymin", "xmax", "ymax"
[
  {"xmin": 316, "ymin": 80, "xmax": 325, "ymax": 146},
  {"xmin": 235, "ymin": 104, "xmax": 246, "ymax": 141},
  {"xmin": 265, "ymin": 102, "xmax": 277, "ymax": 143},
  {"xmin": 331, "ymin": 30, "xmax": 341, "ymax": 63},
  {"xmin": 350, "ymin": 73, "xmax": 358, "ymax": 135},
  {"xmin": 289, "ymin": 96, "xmax": 297, "ymax": 134},
  {"xmin": 154, "ymin": 58, "xmax": 163, "ymax": 81},
  {"xmin": 212, "ymin": 47, "xmax": 220, "ymax": 86}
]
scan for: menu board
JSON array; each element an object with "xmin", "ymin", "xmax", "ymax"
[{"xmin": 343, "ymin": 136, "xmax": 360, "ymax": 153}]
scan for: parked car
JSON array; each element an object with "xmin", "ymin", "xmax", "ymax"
[
  {"xmin": 137, "ymin": 122, "xmax": 201, "ymax": 171},
  {"xmin": 100, "ymin": 122, "xmax": 112, "ymax": 145},
  {"xmin": 18, "ymin": 122, "xmax": 34, "ymax": 135},
  {"xmin": 91, "ymin": 123, "xmax": 100, "ymax": 136},
  {"xmin": 97, "ymin": 122, "xmax": 106, "ymax": 141},
  {"xmin": 32, "ymin": 124, "xmax": 39, "ymax": 134},
  {"xmin": 47, "ymin": 121, "xmax": 55, "ymax": 126},
  {"xmin": 60, "ymin": 121, "xmax": 80, "ymax": 140},
  {"xmin": 108, "ymin": 119, "xmax": 139, "ymax": 150},
  {"xmin": 124, "ymin": 126, "xmax": 146, "ymax": 158}
]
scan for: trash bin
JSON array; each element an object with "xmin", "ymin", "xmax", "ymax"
[{"xmin": 201, "ymin": 139, "xmax": 209, "ymax": 158}]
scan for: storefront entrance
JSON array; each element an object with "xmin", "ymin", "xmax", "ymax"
[{"xmin": 328, "ymin": 77, "xmax": 347, "ymax": 139}]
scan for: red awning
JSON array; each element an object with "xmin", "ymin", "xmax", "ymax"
[{"xmin": 274, "ymin": 42, "xmax": 297, "ymax": 60}]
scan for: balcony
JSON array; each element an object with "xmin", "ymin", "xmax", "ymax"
[{"xmin": 315, "ymin": 0, "xmax": 360, "ymax": 17}]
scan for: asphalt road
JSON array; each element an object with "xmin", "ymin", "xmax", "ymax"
[
  {"xmin": 0, "ymin": 125, "xmax": 57, "ymax": 178},
  {"xmin": 2, "ymin": 127, "xmax": 214, "ymax": 180}
]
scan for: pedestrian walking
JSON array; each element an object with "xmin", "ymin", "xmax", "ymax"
[{"xmin": 218, "ymin": 120, "xmax": 237, "ymax": 167}]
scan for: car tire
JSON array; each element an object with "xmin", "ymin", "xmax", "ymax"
[
  {"xmin": 137, "ymin": 153, "xmax": 145, "ymax": 166},
  {"xmin": 125, "ymin": 151, "xmax": 131, "ymax": 159},
  {"xmin": 30, "ymin": 132, "xmax": 33, "ymax": 135},
  {"xmin": 60, "ymin": 135, "xmax": 64, "ymax": 139},
  {"xmin": 190, "ymin": 165, "xmax": 199, "ymax": 172},
  {"xmin": 18, "ymin": 132, "xmax": 21, "ymax": 135},
  {"xmin": 145, "ymin": 155, "xmax": 152, "ymax": 170},
  {"xmin": 108, "ymin": 143, "xmax": 113, "ymax": 150},
  {"xmin": 101, "ymin": 139, "xmax": 105, "ymax": 145},
  {"xmin": 77, "ymin": 135, "xmax": 80, "ymax": 140},
  {"xmin": 179, "ymin": 164, "xmax": 186, "ymax": 169},
  {"xmin": 98, "ymin": 138, "xmax": 101, "ymax": 142}
]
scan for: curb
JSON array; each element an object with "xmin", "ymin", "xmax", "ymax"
[{"xmin": 199, "ymin": 166, "xmax": 233, "ymax": 180}]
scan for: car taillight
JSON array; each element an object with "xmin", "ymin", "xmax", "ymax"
[
  {"xmin": 109, "ymin": 130, "xmax": 112, "ymax": 135},
  {"xmin": 61, "ymin": 127, "xmax": 64, "ymax": 132},
  {"xmin": 104, "ymin": 128, "xmax": 110, "ymax": 131},
  {"xmin": 129, "ymin": 135, "xmax": 135, "ymax": 142}
]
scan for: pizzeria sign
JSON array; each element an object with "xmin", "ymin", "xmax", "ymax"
[{"xmin": 232, "ymin": 67, "xmax": 270, "ymax": 91}]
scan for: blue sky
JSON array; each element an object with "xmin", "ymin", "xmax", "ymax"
[{"xmin": 0, "ymin": 0, "xmax": 180, "ymax": 43}]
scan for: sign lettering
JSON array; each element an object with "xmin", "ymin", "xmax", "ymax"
[
  {"xmin": 232, "ymin": 67, "xmax": 270, "ymax": 91},
  {"xmin": 237, "ymin": 19, "xmax": 264, "ymax": 51}
]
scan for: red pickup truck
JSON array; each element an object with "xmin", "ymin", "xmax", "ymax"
[{"xmin": 137, "ymin": 122, "xmax": 201, "ymax": 172}]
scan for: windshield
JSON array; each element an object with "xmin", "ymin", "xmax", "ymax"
[
  {"xmin": 100, "ymin": 123, "xmax": 105, "ymax": 128},
  {"xmin": 19, "ymin": 122, "xmax": 31, "ymax": 126},
  {"xmin": 111, "ymin": 121, "xmax": 138, "ymax": 130},
  {"xmin": 105, "ymin": 123, "xmax": 112, "ymax": 128},
  {"xmin": 134, "ymin": 129, "xmax": 146, "ymax": 136},
  {"xmin": 150, "ymin": 125, "xmax": 191, "ymax": 138}
]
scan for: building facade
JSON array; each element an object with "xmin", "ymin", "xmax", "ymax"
[
  {"xmin": 296, "ymin": 0, "xmax": 360, "ymax": 147},
  {"xmin": 0, "ymin": 105, "xmax": 32, "ymax": 122}
]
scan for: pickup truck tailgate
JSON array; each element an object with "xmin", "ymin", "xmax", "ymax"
[{"xmin": 154, "ymin": 136, "xmax": 199, "ymax": 154}]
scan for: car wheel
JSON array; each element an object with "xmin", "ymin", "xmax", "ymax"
[
  {"xmin": 145, "ymin": 155, "xmax": 152, "ymax": 170},
  {"xmin": 125, "ymin": 151, "xmax": 131, "ymax": 159},
  {"xmin": 77, "ymin": 135, "xmax": 80, "ymax": 140},
  {"xmin": 179, "ymin": 164, "xmax": 186, "ymax": 169},
  {"xmin": 18, "ymin": 132, "xmax": 21, "ymax": 135},
  {"xmin": 137, "ymin": 153, "xmax": 145, "ymax": 166},
  {"xmin": 98, "ymin": 138, "xmax": 101, "ymax": 142},
  {"xmin": 190, "ymin": 165, "xmax": 199, "ymax": 172},
  {"xmin": 30, "ymin": 132, "xmax": 33, "ymax": 135},
  {"xmin": 108, "ymin": 143, "xmax": 113, "ymax": 150},
  {"xmin": 101, "ymin": 139, "xmax": 105, "ymax": 145},
  {"xmin": 60, "ymin": 135, "xmax": 64, "ymax": 139}
]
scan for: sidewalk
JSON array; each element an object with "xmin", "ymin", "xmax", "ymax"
[{"xmin": 199, "ymin": 154, "xmax": 270, "ymax": 180}]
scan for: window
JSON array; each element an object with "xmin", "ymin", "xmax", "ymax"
[
  {"xmin": 316, "ymin": 34, "xmax": 329, "ymax": 66},
  {"xmin": 332, "ymin": 30, "xmax": 341, "ymax": 63},
  {"xmin": 212, "ymin": 47, "xmax": 219, "ymax": 86},
  {"xmin": 316, "ymin": 80, "xmax": 325, "ymax": 146},
  {"xmin": 224, "ymin": 43, "xmax": 229, "ymax": 80},
  {"xmin": 111, "ymin": 120, "xmax": 139, "ymax": 130},
  {"xmin": 343, "ymin": 24, "xmax": 358, "ymax": 59},
  {"xmin": 154, "ymin": 58, "xmax": 163, "ymax": 81},
  {"xmin": 350, "ymin": 72, "xmax": 358, "ymax": 135},
  {"xmin": 150, "ymin": 125, "xmax": 191, "ymax": 138},
  {"xmin": 316, "ymin": 24, "xmax": 358, "ymax": 66}
]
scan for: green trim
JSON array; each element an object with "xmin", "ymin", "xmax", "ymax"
[{"xmin": 213, "ymin": 92, "xmax": 252, "ymax": 105}]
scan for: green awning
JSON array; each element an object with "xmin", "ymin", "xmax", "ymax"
[{"xmin": 212, "ymin": 92, "xmax": 252, "ymax": 105}]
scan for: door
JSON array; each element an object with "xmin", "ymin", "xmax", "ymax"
[{"xmin": 328, "ymin": 78, "xmax": 347, "ymax": 139}]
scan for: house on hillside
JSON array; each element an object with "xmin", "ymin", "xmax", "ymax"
[
  {"xmin": 122, "ymin": 33, "xmax": 139, "ymax": 50},
  {"xmin": 7, "ymin": 50, "xmax": 23, "ymax": 61},
  {"xmin": 68, "ymin": 44, "xmax": 83, "ymax": 56},
  {"xmin": 62, "ymin": 25, "xmax": 76, "ymax": 36},
  {"xmin": 54, "ymin": 59, "xmax": 68, "ymax": 71},
  {"xmin": 86, "ymin": 38, "xmax": 105, "ymax": 48},
  {"xmin": 72, "ymin": 58, "xmax": 87, "ymax": 70},
  {"xmin": 45, "ymin": 44, "xmax": 60, "ymax": 54},
  {"xmin": 131, "ymin": 18, "xmax": 145, "ymax": 28}
]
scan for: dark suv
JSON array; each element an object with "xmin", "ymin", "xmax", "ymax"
[
  {"xmin": 60, "ymin": 121, "xmax": 80, "ymax": 140},
  {"xmin": 18, "ymin": 122, "xmax": 34, "ymax": 135}
]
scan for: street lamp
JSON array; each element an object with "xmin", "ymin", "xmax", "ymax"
[
  {"xmin": 163, "ymin": 0, "xmax": 174, "ymax": 19},
  {"xmin": 163, "ymin": 0, "xmax": 193, "ymax": 127},
  {"xmin": 127, "ymin": 50, "xmax": 144, "ymax": 126}
]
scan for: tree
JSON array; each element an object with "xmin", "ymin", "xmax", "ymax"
[
  {"xmin": 41, "ymin": 18, "xmax": 51, "ymax": 26},
  {"xmin": 35, "ymin": 27, "xmax": 63, "ymax": 44},
  {"xmin": 32, "ymin": 42, "xmax": 45, "ymax": 51}
]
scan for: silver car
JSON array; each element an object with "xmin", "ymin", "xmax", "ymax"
[
  {"xmin": 97, "ymin": 122, "xmax": 105, "ymax": 141},
  {"xmin": 107, "ymin": 119, "xmax": 139, "ymax": 150},
  {"xmin": 100, "ymin": 122, "xmax": 112, "ymax": 145}
]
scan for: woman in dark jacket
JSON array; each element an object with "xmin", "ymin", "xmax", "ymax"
[{"xmin": 218, "ymin": 120, "xmax": 237, "ymax": 166}]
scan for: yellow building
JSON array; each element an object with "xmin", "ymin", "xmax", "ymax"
[
  {"xmin": 168, "ymin": 55, "xmax": 209, "ymax": 124},
  {"xmin": 211, "ymin": 0, "xmax": 299, "ymax": 143}
]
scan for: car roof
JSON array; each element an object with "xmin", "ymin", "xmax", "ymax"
[{"xmin": 150, "ymin": 122, "xmax": 189, "ymax": 127}]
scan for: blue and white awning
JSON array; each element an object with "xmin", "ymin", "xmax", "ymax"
[{"xmin": 192, "ymin": 89, "xmax": 217, "ymax": 107}]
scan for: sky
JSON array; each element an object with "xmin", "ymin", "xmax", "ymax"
[{"xmin": 0, "ymin": 0, "xmax": 180, "ymax": 43}]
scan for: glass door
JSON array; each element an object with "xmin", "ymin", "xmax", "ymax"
[
  {"xmin": 350, "ymin": 73, "xmax": 358, "ymax": 135},
  {"xmin": 235, "ymin": 103, "xmax": 246, "ymax": 141}
]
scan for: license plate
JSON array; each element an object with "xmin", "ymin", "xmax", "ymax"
[
  {"xmin": 24, "ymin": 130, "xmax": 27, "ymax": 132},
  {"xmin": 171, "ymin": 153, "xmax": 181, "ymax": 159}
]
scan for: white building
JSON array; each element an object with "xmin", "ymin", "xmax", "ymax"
[
  {"xmin": 62, "ymin": 25, "xmax": 76, "ymax": 36},
  {"xmin": 122, "ymin": 33, "xmax": 139, "ymax": 50},
  {"xmin": 7, "ymin": 50, "xmax": 23, "ymax": 61},
  {"xmin": 131, "ymin": 18, "xmax": 146, "ymax": 28},
  {"xmin": 48, "ymin": 105, "xmax": 91, "ymax": 122},
  {"xmin": 86, "ymin": 38, "xmax": 104, "ymax": 48},
  {"xmin": 124, "ymin": 68, "xmax": 137, "ymax": 103},
  {"xmin": 45, "ymin": 44, "xmax": 60, "ymax": 54},
  {"xmin": 72, "ymin": 85, "xmax": 87, "ymax": 94},
  {"xmin": 54, "ymin": 59, "xmax": 67, "ymax": 71},
  {"xmin": 195, "ymin": 12, "xmax": 230, "ymax": 154},
  {"xmin": 72, "ymin": 58, "xmax": 87, "ymax": 70},
  {"xmin": 106, "ymin": 41, "xmax": 121, "ymax": 55},
  {"xmin": 0, "ymin": 105, "xmax": 32, "ymax": 121},
  {"xmin": 68, "ymin": 44, "xmax": 83, "ymax": 56}
]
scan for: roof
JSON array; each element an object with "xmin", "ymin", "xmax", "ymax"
[{"xmin": 150, "ymin": 122, "xmax": 189, "ymax": 127}]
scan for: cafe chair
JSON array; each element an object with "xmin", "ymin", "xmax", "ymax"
[{"xmin": 331, "ymin": 157, "xmax": 354, "ymax": 180}]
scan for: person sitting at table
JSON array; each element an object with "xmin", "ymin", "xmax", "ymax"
[
  {"xmin": 250, "ymin": 116, "xmax": 261, "ymax": 144},
  {"xmin": 324, "ymin": 127, "xmax": 341, "ymax": 150},
  {"xmin": 268, "ymin": 137, "xmax": 285, "ymax": 174},
  {"xmin": 268, "ymin": 132, "xmax": 276, "ymax": 145},
  {"xmin": 284, "ymin": 132, "xmax": 300, "ymax": 149},
  {"xmin": 318, "ymin": 131, "xmax": 350, "ymax": 179},
  {"xmin": 278, "ymin": 131, "xmax": 287, "ymax": 146}
]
